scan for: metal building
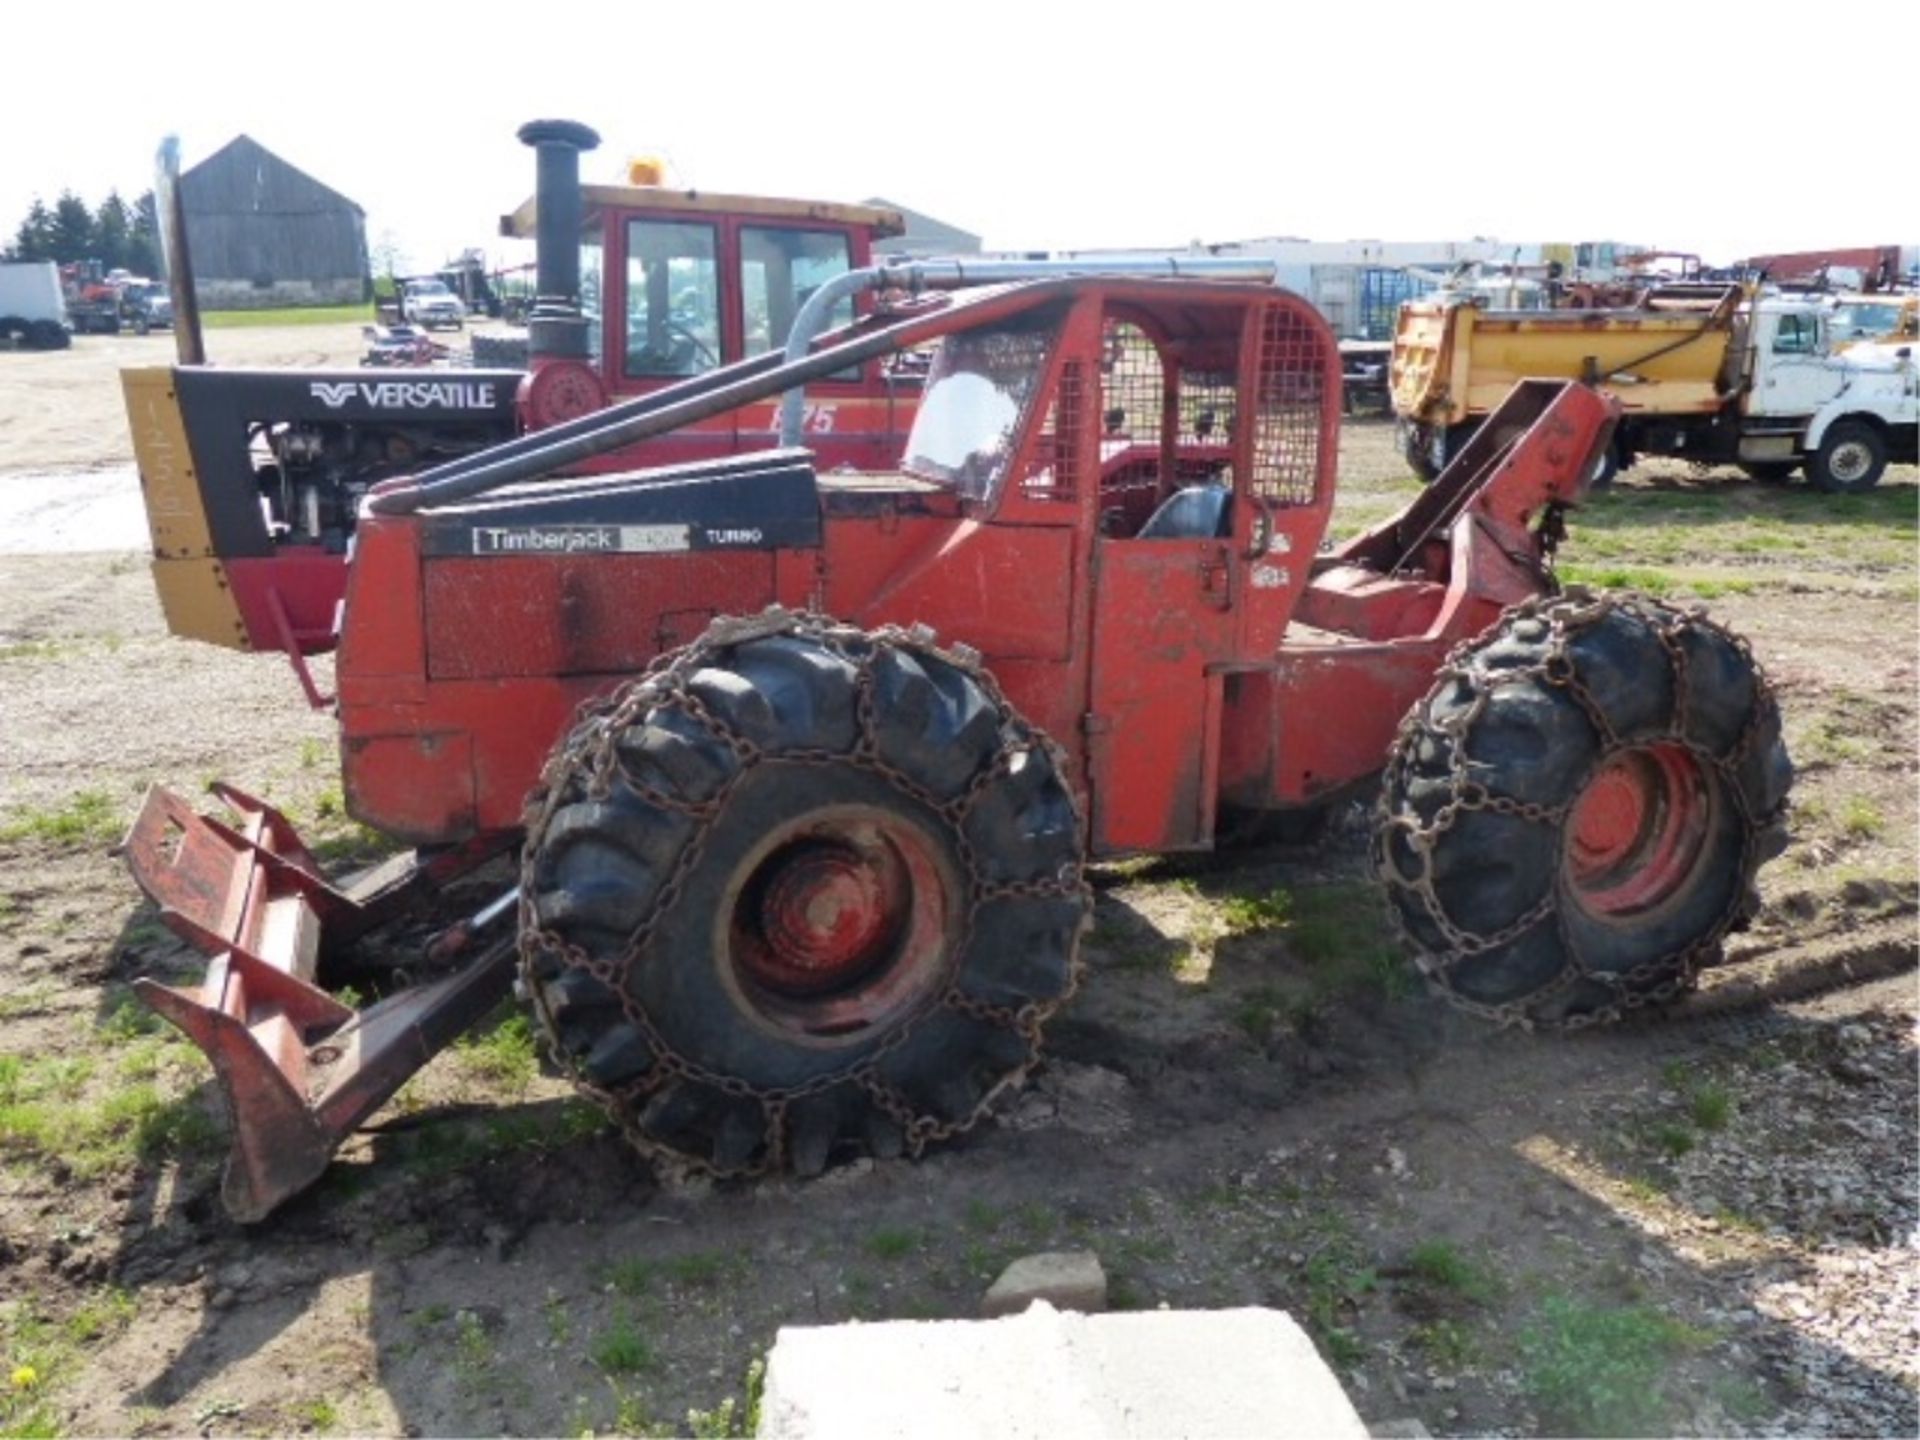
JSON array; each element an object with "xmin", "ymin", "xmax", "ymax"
[{"xmin": 179, "ymin": 136, "xmax": 369, "ymax": 309}]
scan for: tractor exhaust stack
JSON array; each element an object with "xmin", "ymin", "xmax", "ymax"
[{"xmin": 518, "ymin": 118, "xmax": 600, "ymax": 362}]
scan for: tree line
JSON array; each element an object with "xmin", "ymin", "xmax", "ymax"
[{"xmin": 4, "ymin": 191, "xmax": 163, "ymax": 277}]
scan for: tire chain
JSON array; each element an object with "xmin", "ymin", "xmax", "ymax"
[
  {"xmin": 518, "ymin": 607, "xmax": 1093, "ymax": 1181},
  {"xmin": 1373, "ymin": 587, "xmax": 1787, "ymax": 1032}
]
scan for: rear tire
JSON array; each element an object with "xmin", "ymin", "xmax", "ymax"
[
  {"xmin": 1375, "ymin": 591, "xmax": 1791, "ymax": 1027},
  {"xmin": 1738, "ymin": 461, "xmax": 1799, "ymax": 483},
  {"xmin": 519, "ymin": 612, "xmax": 1089, "ymax": 1177},
  {"xmin": 25, "ymin": 320, "xmax": 69, "ymax": 351},
  {"xmin": 1807, "ymin": 420, "xmax": 1887, "ymax": 494}
]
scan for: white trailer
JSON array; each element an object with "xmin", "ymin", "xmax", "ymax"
[{"xmin": 0, "ymin": 262, "xmax": 73, "ymax": 350}]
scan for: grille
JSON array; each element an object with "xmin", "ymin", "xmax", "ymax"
[{"xmin": 1250, "ymin": 304, "xmax": 1326, "ymax": 507}]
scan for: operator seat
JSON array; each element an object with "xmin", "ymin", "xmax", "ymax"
[{"xmin": 1137, "ymin": 484, "xmax": 1233, "ymax": 539}]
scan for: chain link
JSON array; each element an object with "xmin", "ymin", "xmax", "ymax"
[
  {"xmin": 1375, "ymin": 588, "xmax": 1785, "ymax": 1032},
  {"xmin": 516, "ymin": 608, "xmax": 1092, "ymax": 1181}
]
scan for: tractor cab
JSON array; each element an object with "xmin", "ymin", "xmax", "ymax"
[{"xmin": 500, "ymin": 178, "xmax": 918, "ymax": 469}]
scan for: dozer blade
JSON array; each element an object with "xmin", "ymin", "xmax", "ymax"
[{"xmin": 124, "ymin": 783, "xmax": 515, "ymax": 1221}]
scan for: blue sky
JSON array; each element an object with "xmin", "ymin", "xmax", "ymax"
[{"xmin": 3, "ymin": 0, "xmax": 1912, "ymax": 275}]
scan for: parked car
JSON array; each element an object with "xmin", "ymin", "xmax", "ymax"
[
  {"xmin": 400, "ymin": 278, "xmax": 466, "ymax": 330},
  {"xmin": 360, "ymin": 323, "xmax": 441, "ymax": 367}
]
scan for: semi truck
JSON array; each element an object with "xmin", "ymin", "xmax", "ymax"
[{"xmin": 1391, "ymin": 285, "xmax": 1919, "ymax": 492}]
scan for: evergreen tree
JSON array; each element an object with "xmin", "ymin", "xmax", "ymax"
[
  {"xmin": 11, "ymin": 198, "xmax": 56, "ymax": 260},
  {"xmin": 95, "ymin": 191, "xmax": 133, "ymax": 271},
  {"xmin": 51, "ymin": 191, "xmax": 95, "ymax": 263},
  {"xmin": 129, "ymin": 190, "xmax": 163, "ymax": 277}
]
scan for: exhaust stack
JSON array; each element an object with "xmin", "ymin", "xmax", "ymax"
[{"xmin": 517, "ymin": 118, "xmax": 601, "ymax": 360}]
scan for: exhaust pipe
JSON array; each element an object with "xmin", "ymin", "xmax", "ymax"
[
  {"xmin": 517, "ymin": 118, "xmax": 600, "ymax": 361},
  {"xmin": 153, "ymin": 136, "xmax": 206, "ymax": 367}
]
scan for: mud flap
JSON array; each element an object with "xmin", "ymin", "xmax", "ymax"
[{"xmin": 123, "ymin": 783, "xmax": 515, "ymax": 1221}]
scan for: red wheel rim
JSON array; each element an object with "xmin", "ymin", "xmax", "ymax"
[
  {"xmin": 1565, "ymin": 743, "xmax": 1712, "ymax": 917},
  {"xmin": 723, "ymin": 806, "xmax": 958, "ymax": 1044}
]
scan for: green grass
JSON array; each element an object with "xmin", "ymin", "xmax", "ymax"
[
  {"xmin": 452, "ymin": 1011, "xmax": 539, "ymax": 1095},
  {"xmin": 1219, "ymin": 888, "xmax": 1291, "ymax": 935},
  {"xmin": 1689, "ymin": 1082, "xmax": 1733, "ymax": 1132},
  {"xmin": 1518, "ymin": 1296, "xmax": 1709, "ymax": 1435},
  {"xmin": 0, "ymin": 1049, "xmax": 219, "ymax": 1178},
  {"xmin": 0, "ymin": 790, "xmax": 123, "ymax": 850},
  {"xmin": 2, "ymin": 1289, "xmax": 139, "ymax": 1436},
  {"xmin": 1556, "ymin": 563, "xmax": 1674, "ymax": 597},
  {"xmin": 865, "ymin": 1227, "xmax": 919, "ymax": 1262},
  {"xmin": 1404, "ymin": 1239, "xmax": 1499, "ymax": 1305},
  {"xmin": 1841, "ymin": 797, "xmax": 1886, "ymax": 839},
  {"xmin": 297, "ymin": 1397, "xmax": 339, "ymax": 1433},
  {"xmin": 201, "ymin": 303, "xmax": 374, "ymax": 329},
  {"xmin": 591, "ymin": 1316, "xmax": 655, "ymax": 1376}
]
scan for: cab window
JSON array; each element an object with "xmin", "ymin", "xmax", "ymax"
[
  {"xmin": 1772, "ymin": 312, "xmax": 1819, "ymax": 355},
  {"xmin": 625, "ymin": 220, "xmax": 720, "ymax": 378},
  {"xmin": 741, "ymin": 227, "xmax": 852, "ymax": 355}
]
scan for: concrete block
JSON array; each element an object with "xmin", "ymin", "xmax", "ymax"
[
  {"xmin": 758, "ymin": 1301, "xmax": 1368, "ymax": 1439},
  {"xmin": 981, "ymin": 1250, "xmax": 1108, "ymax": 1317}
]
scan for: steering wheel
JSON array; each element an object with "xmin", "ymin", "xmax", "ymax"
[{"xmin": 663, "ymin": 321, "xmax": 718, "ymax": 370}]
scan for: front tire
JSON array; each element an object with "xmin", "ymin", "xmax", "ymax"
[
  {"xmin": 1375, "ymin": 591, "xmax": 1791, "ymax": 1027},
  {"xmin": 519, "ymin": 612, "xmax": 1089, "ymax": 1177},
  {"xmin": 1807, "ymin": 420, "xmax": 1887, "ymax": 494}
]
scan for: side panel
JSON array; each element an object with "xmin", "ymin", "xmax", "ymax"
[
  {"xmin": 424, "ymin": 552, "xmax": 777, "ymax": 679},
  {"xmin": 1086, "ymin": 538, "xmax": 1236, "ymax": 852},
  {"xmin": 122, "ymin": 367, "xmax": 251, "ymax": 649}
]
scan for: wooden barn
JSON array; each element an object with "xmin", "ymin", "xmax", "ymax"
[{"xmin": 179, "ymin": 136, "xmax": 368, "ymax": 309}]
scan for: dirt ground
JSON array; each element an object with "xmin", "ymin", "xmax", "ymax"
[{"xmin": 0, "ymin": 340, "xmax": 1916, "ymax": 1438}]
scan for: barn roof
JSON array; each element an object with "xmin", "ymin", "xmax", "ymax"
[{"xmin": 182, "ymin": 135, "xmax": 364, "ymax": 216}]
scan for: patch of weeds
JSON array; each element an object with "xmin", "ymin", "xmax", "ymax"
[
  {"xmin": 592, "ymin": 1316, "xmax": 654, "ymax": 1376},
  {"xmin": 1518, "ymin": 1296, "xmax": 1708, "ymax": 1435},
  {"xmin": 1712, "ymin": 1374, "xmax": 1773, "ymax": 1425},
  {"xmin": 1689, "ymin": 1082, "xmax": 1732, "ymax": 1132},
  {"xmin": 963, "ymin": 1199, "xmax": 1005, "ymax": 1233},
  {"xmin": 410, "ymin": 1303, "xmax": 450, "ymax": 1329},
  {"xmin": 685, "ymin": 1357, "xmax": 765, "ymax": 1439},
  {"xmin": 1285, "ymin": 884, "xmax": 1416, "ymax": 1006},
  {"xmin": 307, "ymin": 821, "xmax": 395, "ymax": 867},
  {"xmin": 453, "ymin": 1010, "xmax": 539, "ymax": 1095},
  {"xmin": 1220, "ymin": 888, "xmax": 1291, "ymax": 936},
  {"xmin": 865, "ymin": 1227, "xmax": 918, "ymax": 1262},
  {"xmin": 1557, "ymin": 563, "xmax": 1675, "ymax": 598},
  {"xmin": 1294, "ymin": 1226, "xmax": 1377, "ymax": 1369},
  {"xmin": 541, "ymin": 1294, "xmax": 573, "ymax": 1343},
  {"xmin": 1651, "ymin": 1122, "xmax": 1695, "ymax": 1158},
  {"xmin": 62, "ymin": 1290, "xmax": 134, "ymax": 1345},
  {"xmin": 1014, "ymin": 1201, "xmax": 1059, "ymax": 1242},
  {"xmin": 1409, "ymin": 1318, "xmax": 1479, "ymax": 1369},
  {"xmin": 1799, "ymin": 718, "xmax": 1869, "ymax": 766},
  {"xmin": 1841, "ymin": 797, "xmax": 1885, "ymax": 840},
  {"xmin": 0, "ymin": 639, "xmax": 67, "ymax": 663},
  {"xmin": 1686, "ymin": 577, "xmax": 1756, "ymax": 600},
  {"xmin": 664, "ymin": 1251, "xmax": 738, "ymax": 1289},
  {"xmin": 452, "ymin": 1310, "xmax": 493, "ymax": 1376},
  {"xmin": 608, "ymin": 1257, "xmax": 654, "ymax": 1297},
  {"xmin": 0, "ymin": 790, "xmax": 123, "ymax": 850},
  {"xmin": 1405, "ymin": 1240, "xmax": 1498, "ymax": 1306},
  {"xmin": 298, "ymin": 1397, "xmax": 339, "ymax": 1433},
  {"xmin": 298, "ymin": 738, "xmax": 328, "ymax": 771}
]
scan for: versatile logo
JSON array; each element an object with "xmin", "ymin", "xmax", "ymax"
[{"xmin": 310, "ymin": 380, "xmax": 499, "ymax": 410}]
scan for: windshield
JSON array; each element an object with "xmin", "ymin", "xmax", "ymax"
[
  {"xmin": 903, "ymin": 315, "xmax": 1057, "ymax": 503},
  {"xmin": 1830, "ymin": 303, "xmax": 1904, "ymax": 338}
]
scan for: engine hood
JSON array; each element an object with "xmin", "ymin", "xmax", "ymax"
[{"xmin": 415, "ymin": 447, "xmax": 823, "ymax": 558}]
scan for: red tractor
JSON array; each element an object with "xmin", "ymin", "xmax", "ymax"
[{"xmin": 121, "ymin": 252, "xmax": 1792, "ymax": 1221}]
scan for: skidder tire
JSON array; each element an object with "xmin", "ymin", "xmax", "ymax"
[
  {"xmin": 518, "ymin": 610, "xmax": 1090, "ymax": 1178},
  {"xmin": 1375, "ymin": 590, "xmax": 1791, "ymax": 1028}
]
